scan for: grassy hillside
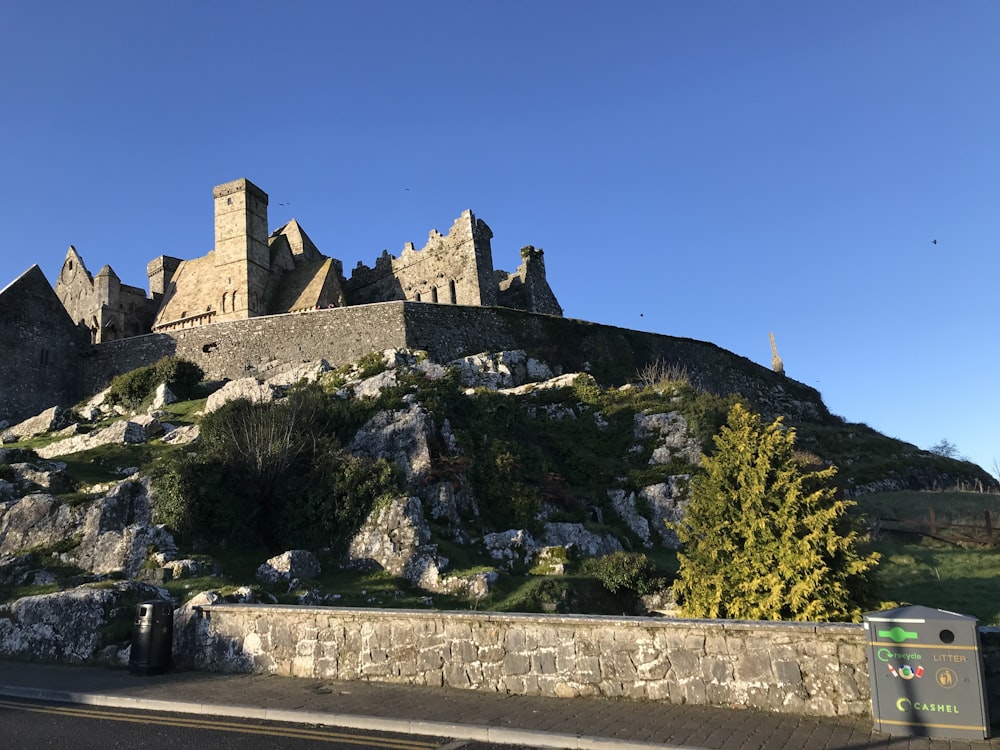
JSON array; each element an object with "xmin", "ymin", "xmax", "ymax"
[
  {"xmin": 855, "ymin": 491, "xmax": 1000, "ymax": 625},
  {"xmin": 2, "ymin": 353, "xmax": 997, "ymax": 623}
]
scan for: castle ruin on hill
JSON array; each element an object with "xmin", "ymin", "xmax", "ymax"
[
  {"xmin": 54, "ymin": 178, "xmax": 562, "ymax": 344},
  {"xmin": 0, "ymin": 177, "xmax": 828, "ymax": 435}
]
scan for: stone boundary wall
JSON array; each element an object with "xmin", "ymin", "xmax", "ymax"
[{"xmin": 178, "ymin": 604, "xmax": 875, "ymax": 717}]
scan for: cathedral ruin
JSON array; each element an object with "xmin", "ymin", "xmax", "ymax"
[{"xmin": 53, "ymin": 178, "xmax": 562, "ymax": 344}]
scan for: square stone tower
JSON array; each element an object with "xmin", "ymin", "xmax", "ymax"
[{"xmin": 212, "ymin": 178, "xmax": 270, "ymax": 320}]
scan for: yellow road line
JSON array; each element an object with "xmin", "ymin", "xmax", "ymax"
[{"xmin": 0, "ymin": 699, "xmax": 440, "ymax": 749}]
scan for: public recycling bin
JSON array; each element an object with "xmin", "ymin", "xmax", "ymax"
[
  {"xmin": 128, "ymin": 600, "xmax": 173, "ymax": 676},
  {"xmin": 864, "ymin": 605, "xmax": 990, "ymax": 739}
]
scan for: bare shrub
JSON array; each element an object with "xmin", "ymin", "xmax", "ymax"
[{"xmin": 636, "ymin": 358, "xmax": 690, "ymax": 389}]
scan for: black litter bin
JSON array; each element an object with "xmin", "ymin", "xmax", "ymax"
[
  {"xmin": 128, "ymin": 600, "xmax": 173, "ymax": 676},
  {"xmin": 864, "ymin": 605, "xmax": 990, "ymax": 739}
]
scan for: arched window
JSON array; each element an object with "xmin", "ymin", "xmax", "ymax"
[
  {"xmin": 431, "ymin": 287, "xmax": 438, "ymax": 303},
  {"xmin": 448, "ymin": 280, "xmax": 457, "ymax": 304},
  {"xmin": 222, "ymin": 292, "xmax": 228, "ymax": 313}
]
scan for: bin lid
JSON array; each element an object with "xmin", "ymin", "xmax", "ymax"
[{"xmin": 863, "ymin": 605, "xmax": 978, "ymax": 625}]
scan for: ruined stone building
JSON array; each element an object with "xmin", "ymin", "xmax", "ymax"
[
  {"xmin": 52, "ymin": 177, "xmax": 562, "ymax": 343},
  {"xmin": 0, "ymin": 177, "xmax": 565, "ymax": 425}
]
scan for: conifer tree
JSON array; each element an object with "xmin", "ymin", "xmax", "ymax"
[{"xmin": 671, "ymin": 403, "xmax": 880, "ymax": 622}]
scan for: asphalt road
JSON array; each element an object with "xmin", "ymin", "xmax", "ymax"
[{"xmin": 0, "ymin": 698, "xmax": 528, "ymax": 750}]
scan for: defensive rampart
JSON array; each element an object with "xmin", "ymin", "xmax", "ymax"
[
  {"xmin": 175, "ymin": 604, "xmax": 1000, "ymax": 719},
  {"xmin": 80, "ymin": 302, "xmax": 826, "ymax": 423},
  {"xmin": 82, "ymin": 303, "xmax": 410, "ymax": 396}
]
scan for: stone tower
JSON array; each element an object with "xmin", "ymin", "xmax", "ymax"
[{"xmin": 212, "ymin": 178, "xmax": 270, "ymax": 320}]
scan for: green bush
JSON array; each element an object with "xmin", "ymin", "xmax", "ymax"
[
  {"xmin": 150, "ymin": 385, "xmax": 400, "ymax": 552},
  {"xmin": 106, "ymin": 357, "xmax": 204, "ymax": 411},
  {"xmin": 583, "ymin": 552, "xmax": 665, "ymax": 595}
]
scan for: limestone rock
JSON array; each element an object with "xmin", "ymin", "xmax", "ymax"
[
  {"xmin": 7, "ymin": 461, "xmax": 74, "ymax": 495},
  {"xmin": 346, "ymin": 496, "xmax": 431, "ymax": 577},
  {"xmin": 265, "ymin": 359, "xmax": 332, "ymax": 388},
  {"xmin": 349, "ymin": 405, "xmax": 434, "ymax": 482},
  {"xmin": 204, "ymin": 378, "xmax": 281, "ymax": 414},
  {"xmin": 255, "ymin": 550, "xmax": 321, "ymax": 585},
  {"xmin": 35, "ymin": 419, "xmax": 157, "ymax": 459},
  {"xmin": 483, "ymin": 529, "xmax": 537, "ymax": 567},
  {"xmin": 500, "ymin": 372, "xmax": 582, "ymax": 397},
  {"xmin": 151, "ymin": 383, "xmax": 178, "ymax": 409},
  {"xmin": 160, "ymin": 558, "xmax": 205, "ymax": 579},
  {"xmin": 634, "ymin": 410, "xmax": 703, "ymax": 466},
  {"xmin": 4, "ymin": 406, "xmax": 75, "ymax": 441},
  {"xmin": 608, "ymin": 489, "xmax": 653, "ymax": 547},
  {"xmin": 0, "ymin": 480, "xmax": 176, "ymax": 578},
  {"xmin": 0, "ymin": 553, "xmax": 33, "ymax": 586},
  {"xmin": 414, "ymin": 359, "xmax": 449, "ymax": 380},
  {"xmin": 0, "ymin": 580, "xmax": 169, "ymax": 662},
  {"xmin": 351, "ymin": 369, "xmax": 399, "ymax": 399},
  {"xmin": 71, "ymin": 480, "xmax": 177, "ymax": 577},
  {"xmin": 161, "ymin": 424, "xmax": 200, "ymax": 445},
  {"xmin": 639, "ymin": 479, "xmax": 690, "ymax": 549},
  {"xmin": 420, "ymin": 481, "xmax": 472, "ymax": 524},
  {"xmin": 541, "ymin": 522, "xmax": 623, "ymax": 557},
  {"xmin": 435, "ymin": 569, "xmax": 500, "ymax": 598},
  {"xmin": 0, "ymin": 493, "xmax": 82, "ymax": 555},
  {"xmin": 450, "ymin": 350, "xmax": 554, "ymax": 390}
]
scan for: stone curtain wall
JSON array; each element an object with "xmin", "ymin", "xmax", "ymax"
[
  {"xmin": 75, "ymin": 300, "xmax": 825, "ymax": 425},
  {"xmin": 177, "ymin": 604, "xmax": 875, "ymax": 717},
  {"xmin": 82, "ymin": 304, "xmax": 411, "ymax": 396}
]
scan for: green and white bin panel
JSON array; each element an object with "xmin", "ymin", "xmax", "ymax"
[{"xmin": 864, "ymin": 605, "xmax": 990, "ymax": 739}]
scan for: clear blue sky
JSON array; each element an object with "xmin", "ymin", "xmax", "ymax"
[{"xmin": 2, "ymin": 2, "xmax": 997, "ymax": 476}]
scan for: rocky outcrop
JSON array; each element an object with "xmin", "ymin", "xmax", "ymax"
[
  {"xmin": 0, "ymin": 480, "xmax": 175, "ymax": 578},
  {"xmin": 449, "ymin": 350, "xmax": 555, "ymax": 389},
  {"xmin": 343, "ymin": 495, "xmax": 490, "ymax": 595},
  {"xmin": 265, "ymin": 359, "xmax": 332, "ymax": 388},
  {"xmin": 0, "ymin": 580, "xmax": 169, "ymax": 662},
  {"xmin": 161, "ymin": 424, "xmax": 200, "ymax": 445},
  {"xmin": 609, "ymin": 480, "xmax": 690, "ymax": 549},
  {"xmin": 255, "ymin": 550, "xmax": 321, "ymax": 585},
  {"xmin": 348, "ymin": 405, "xmax": 434, "ymax": 482},
  {"xmin": 346, "ymin": 496, "xmax": 431, "ymax": 575},
  {"xmin": 151, "ymin": 383, "xmax": 178, "ymax": 409},
  {"xmin": 540, "ymin": 522, "xmax": 623, "ymax": 557},
  {"xmin": 204, "ymin": 378, "xmax": 281, "ymax": 414},
  {"xmin": 639, "ymin": 480, "xmax": 690, "ymax": 548},
  {"xmin": 2, "ymin": 406, "xmax": 75, "ymax": 442},
  {"xmin": 35, "ymin": 418, "xmax": 161, "ymax": 459},
  {"xmin": 634, "ymin": 410, "xmax": 702, "ymax": 466}
]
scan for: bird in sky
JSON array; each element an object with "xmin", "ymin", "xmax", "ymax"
[{"xmin": 932, "ymin": 239, "xmax": 937, "ymax": 244}]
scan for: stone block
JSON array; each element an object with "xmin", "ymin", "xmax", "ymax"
[{"xmin": 503, "ymin": 653, "xmax": 530, "ymax": 676}]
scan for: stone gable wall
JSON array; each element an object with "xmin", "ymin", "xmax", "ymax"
[
  {"xmin": 176, "ymin": 605, "xmax": 1000, "ymax": 718},
  {"xmin": 0, "ymin": 267, "xmax": 85, "ymax": 424}
]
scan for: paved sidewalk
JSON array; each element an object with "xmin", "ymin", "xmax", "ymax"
[{"xmin": 0, "ymin": 661, "xmax": 997, "ymax": 749}]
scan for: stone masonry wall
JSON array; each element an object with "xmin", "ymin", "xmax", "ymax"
[
  {"xmin": 177, "ymin": 604, "xmax": 873, "ymax": 717},
  {"xmin": 0, "ymin": 267, "xmax": 85, "ymax": 425},
  {"xmin": 82, "ymin": 304, "xmax": 411, "ymax": 396},
  {"xmin": 344, "ymin": 211, "xmax": 496, "ymax": 308},
  {"xmin": 74, "ymin": 301, "xmax": 826, "ymax": 426}
]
